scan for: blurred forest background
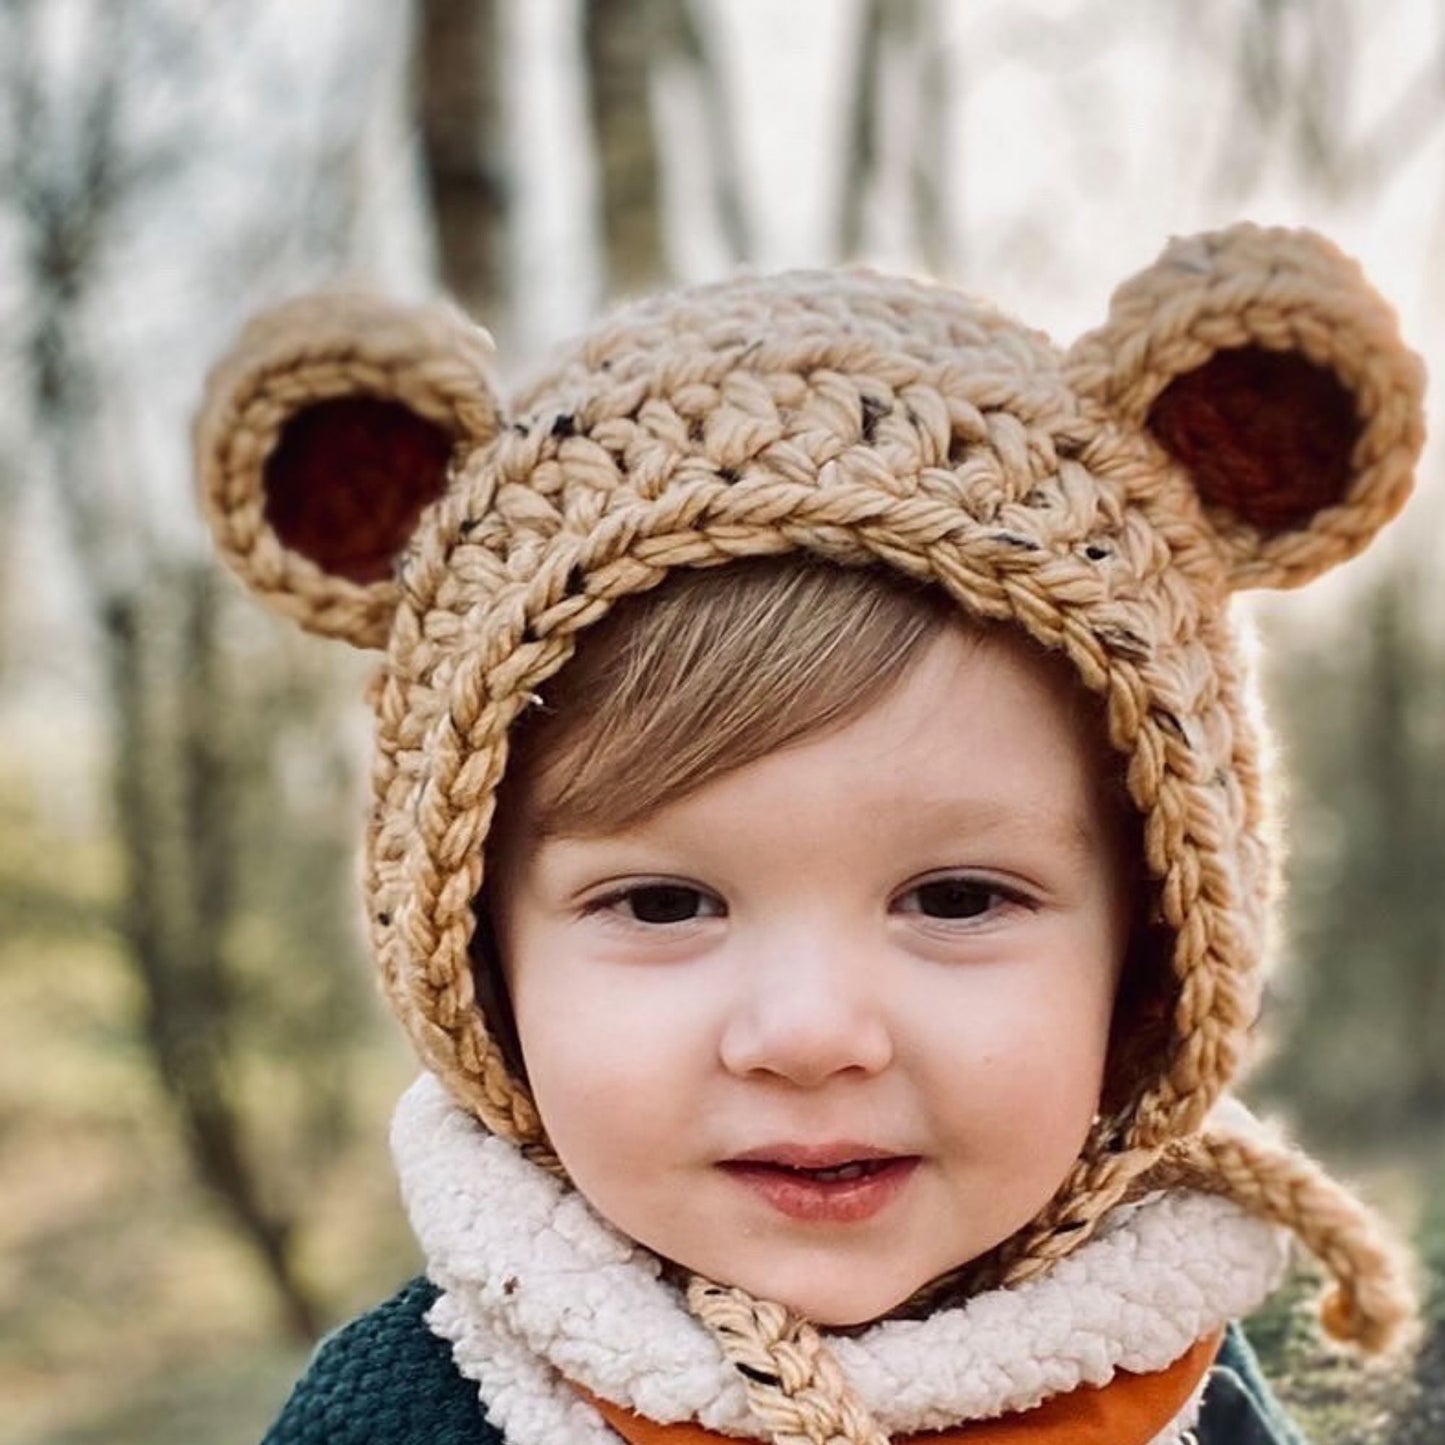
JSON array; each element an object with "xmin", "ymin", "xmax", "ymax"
[{"xmin": 1, "ymin": 1, "xmax": 1443, "ymax": 1442}]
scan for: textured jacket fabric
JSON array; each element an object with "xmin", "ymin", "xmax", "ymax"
[
  {"xmin": 262, "ymin": 1277, "xmax": 1308, "ymax": 1445},
  {"xmin": 262, "ymin": 1278, "xmax": 501, "ymax": 1445}
]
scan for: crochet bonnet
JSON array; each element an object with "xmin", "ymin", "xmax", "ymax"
[{"xmin": 197, "ymin": 224, "xmax": 1422, "ymax": 1438}]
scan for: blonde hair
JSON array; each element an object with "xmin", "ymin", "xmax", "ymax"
[{"xmin": 506, "ymin": 558, "xmax": 954, "ymax": 834}]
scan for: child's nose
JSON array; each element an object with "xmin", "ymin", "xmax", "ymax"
[{"xmin": 716, "ymin": 933, "xmax": 894, "ymax": 1086}]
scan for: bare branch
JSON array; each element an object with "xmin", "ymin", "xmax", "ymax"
[{"xmin": 1340, "ymin": 24, "xmax": 1445, "ymax": 190}]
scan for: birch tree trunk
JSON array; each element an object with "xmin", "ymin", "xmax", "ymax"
[
  {"xmin": 417, "ymin": 0, "xmax": 508, "ymax": 315},
  {"xmin": 655, "ymin": 0, "xmax": 751, "ymax": 264},
  {"xmin": 839, "ymin": 0, "xmax": 952, "ymax": 271},
  {"xmin": 584, "ymin": 0, "xmax": 669, "ymax": 292}
]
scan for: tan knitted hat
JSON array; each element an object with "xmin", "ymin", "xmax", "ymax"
[{"xmin": 197, "ymin": 224, "xmax": 1424, "ymax": 1439}]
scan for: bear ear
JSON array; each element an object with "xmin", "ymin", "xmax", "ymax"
[
  {"xmin": 196, "ymin": 292, "xmax": 502, "ymax": 648},
  {"xmin": 1065, "ymin": 225, "xmax": 1425, "ymax": 591}
]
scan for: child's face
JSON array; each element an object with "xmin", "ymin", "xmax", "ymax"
[{"xmin": 491, "ymin": 624, "xmax": 1131, "ymax": 1327}]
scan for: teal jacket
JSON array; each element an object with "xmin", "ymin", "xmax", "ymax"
[{"xmin": 263, "ymin": 1277, "xmax": 1308, "ymax": 1444}]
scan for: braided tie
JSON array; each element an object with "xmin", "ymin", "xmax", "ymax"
[
  {"xmin": 687, "ymin": 1277, "xmax": 890, "ymax": 1445},
  {"xmin": 686, "ymin": 1126, "xmax": 1416, "ymax": 1445},
  {"xmin": 1143, "ymin": 1126, "xmax": 1417, "ymax": 1354}
]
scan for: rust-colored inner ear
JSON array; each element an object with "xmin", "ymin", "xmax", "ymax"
[
  {"xmin": 1147, "ymin": 346, "xmax": 1361, "ymax": 535},
  {"xmin": 263, "ymin": 396, "xmax": 455, "ymax": 584}
]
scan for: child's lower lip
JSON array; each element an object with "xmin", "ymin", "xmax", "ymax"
[{"xmin": 718, "ymin": 1158, "xmax": 919, "ymax": 1223}]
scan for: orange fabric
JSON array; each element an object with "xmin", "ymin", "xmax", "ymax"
[{"xmin": 576, "ymin": 1331, "xmax": 1222, "ymax": 1445}]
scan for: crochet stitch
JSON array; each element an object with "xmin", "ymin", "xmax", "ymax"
[{"xmin": 198, "ymin": 223, "xmax": 1424, "ymax": 1445}]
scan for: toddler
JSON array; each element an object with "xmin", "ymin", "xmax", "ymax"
[{"xmin": 198, "ymin": 223, "xmax": 1423, "ymax": 1444}]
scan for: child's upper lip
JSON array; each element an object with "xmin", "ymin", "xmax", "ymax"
[{"xmin": 720, "ymin": 1142, "xmax": 912, "ymax": 1169}]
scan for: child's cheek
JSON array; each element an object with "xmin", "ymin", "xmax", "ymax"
[
  {"xmin": 906, "ymin": 949, "xmax": 1114, "ymax": 1137},
  {"xmin": 511, "ymin": 944, "xmax": 718, "ymax": 1153}
]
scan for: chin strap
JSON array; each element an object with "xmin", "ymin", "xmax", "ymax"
[
  {"xmin": 687, "ymin": 1277, "xmax": 889, "ymax": 1445},
  {"xmin": 685, "ymin": 1126, "xmax": 1415, "ymax": 1445},
  {"xmin": 1139, "ymin": 1126, "xmax": 1416, "ymax": 1356}
]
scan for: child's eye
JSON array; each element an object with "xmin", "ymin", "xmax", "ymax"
[
  {"xmin": 895, "ymin": 876, "xmax": 1023, "ymax": 921},
  {"xmin": 598, "ymin": 883, "xmax": 724, "ymax": 925}
]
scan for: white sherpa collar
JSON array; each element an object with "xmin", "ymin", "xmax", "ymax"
[{"xmin": 392, "ymin": 1073, "xmax": 1288, "ymax": 1445}]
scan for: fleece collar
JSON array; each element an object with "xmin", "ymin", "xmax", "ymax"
[
  {"xmin": 580, "ymin": 1332, "xmax": 1224, "ymax": 1445},
  {"xmin": 392, "ymin": 1074, "xmax": 1288, "ymax": 1445}
]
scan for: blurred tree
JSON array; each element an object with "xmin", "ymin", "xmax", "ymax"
[
  {"xmin": 583, "ymin": 0, "xmax": 747, "ymax": 291},
  {"xmin": 417, "ymin": 0, "xmax": 750, "ymax": 313},
  {"xmin": 0, "ymin": 0, "xmax": 409, "ymax": 1342},
  {"xmin": 841, "ymin": 0, "xmax": 951, "ymax": 272},
  {"xmin": 663, "ymin": 0, "xmax": 750, "ymax": 265},
  {"xmin": 1265, "ymin": 566, "xmax": 1445, "ymax": 1135},
  {"xmin": 583, "ymin": 0, "xmax": 671, "ymax": 290},
  {"xmin": 1205, "ymin": 0, "xmax": 1445, "ymax": 199},
  {"xmin": 417, "ymin": 0, "xmax": 507, "ymax": 316}
]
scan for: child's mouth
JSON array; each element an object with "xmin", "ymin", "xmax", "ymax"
[
  {"xmin": 780, "ymin": 1159, "xmax": 887, "ymax": 1183},
  {"xmin": 718, "ymin": 1153, "xmax": 920, "ymax": 1223}
]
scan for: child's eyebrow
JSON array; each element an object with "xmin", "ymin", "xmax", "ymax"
[{"xmin": 904, "ymin": 795, "xmax": 1100, "ymax": 860}]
